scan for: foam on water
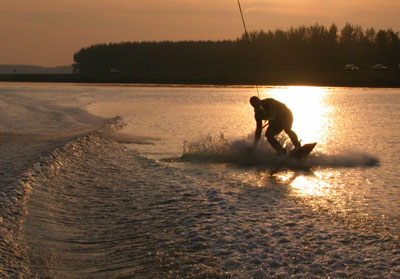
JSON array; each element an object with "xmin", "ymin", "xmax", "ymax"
[
  {"xmin": 0, "ymin": 116, "xmax": 122, "ymax": 278},
  {"xmin": 179, "ymin": 135, "xmax": 379, "ymax": 169}
]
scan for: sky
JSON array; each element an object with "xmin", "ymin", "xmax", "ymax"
[{"xmin": 1, "ymin": 0, "xmax": 400, "ymax": 67}]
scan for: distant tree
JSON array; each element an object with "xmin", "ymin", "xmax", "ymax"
[
  {"xmin": 73, "ymin": 23, "xmax": 400, "ymax": 76},
  {"xmin": 374, "ymin": 29, "xmax": 400, "ymax": 68}
]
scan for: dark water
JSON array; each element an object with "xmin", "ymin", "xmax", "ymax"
[{"xmin": 0, "ymin": 83, "xmax": 399, "ymax": 278}]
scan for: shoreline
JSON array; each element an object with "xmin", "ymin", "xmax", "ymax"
[{"xmin": 1, "ymin": 70, "xmax": 400, "ymax": 88}]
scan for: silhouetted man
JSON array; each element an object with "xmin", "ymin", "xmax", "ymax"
[{"xmin": 249, "ymin": 96, "xmax": 301, "ymax": 155}]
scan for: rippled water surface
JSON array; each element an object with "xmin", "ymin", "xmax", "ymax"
[
  {"xmin": 88, "ymin": 85, "xmax": 399, "ymax": 220},
  {"xmin": 0, "ymin": 83, "xmax": 399, "ymax": 278}
]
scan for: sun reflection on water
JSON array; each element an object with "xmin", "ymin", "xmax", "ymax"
[
  {"xmin": 254, "ymin": 86, "xmax": 339, "ymax": 198},
  {"xmin": 292, "ymin": 172, "xmax": 335, "ymax": 196},
  {"xmin": 257, "ymin": 86, "xmax": 332, "ymax": 146},
  {"xmin": 274, "ymin": 170, "xmax": 337, "ymax": 198}
]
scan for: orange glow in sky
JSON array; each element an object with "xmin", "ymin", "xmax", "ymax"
[{"xmin": 1, "ymin": 0, "xmax": 399, "ymax": 66}]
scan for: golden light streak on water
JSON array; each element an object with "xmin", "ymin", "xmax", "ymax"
[
  {"xmin": 254, "ymin": 86, "xmax": 341, "ymax": 198},
  {"xmin": 257, "ymin": 86, "xmax": 332, "ymax": 146},
  {"xmin": 274, "ymin": 170, "xmax": 337, "ymax": 198},
  {"xmin": 291, "ymin": 171, "xmax": 335, "ymax": 197}
]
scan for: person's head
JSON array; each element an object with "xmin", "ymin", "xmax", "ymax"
[{"xmin": 249, "ymin": 96, "xmax": 261, "ymax": 108}]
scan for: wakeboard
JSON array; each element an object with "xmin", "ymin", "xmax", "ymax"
[{"xmin": 290, "ymin": 142, "xmax": 317, "ymax": 159}]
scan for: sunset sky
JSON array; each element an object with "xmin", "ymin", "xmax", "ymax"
[{"xmin": 1, "ymin": 0, "xmax": 399, "ymax": 67}]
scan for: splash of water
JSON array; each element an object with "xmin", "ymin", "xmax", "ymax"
[{"xmin": 179, "ymin": 134, "xmax": 379, "ymax": 169}]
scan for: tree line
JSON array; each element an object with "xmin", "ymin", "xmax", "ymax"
[{"xmin": 73, "ymin": 23, "xmax": 400, "ymax": 76}]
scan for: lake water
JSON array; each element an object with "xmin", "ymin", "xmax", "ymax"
[{"xmin": 0, "ymin": 83, "xmax": 399, "ymax": 278}]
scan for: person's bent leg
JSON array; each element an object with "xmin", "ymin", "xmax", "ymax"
[
  {"xmin": 285, "ymin": 129, "xmax": 301, "ymax": 149},
  {"xmin": 281, "ymin": 108, "xmax": 300, "ymax": 149},
  {"xmin": 266, "ymin": 126, "xmax": 285, "ymax": 154}
]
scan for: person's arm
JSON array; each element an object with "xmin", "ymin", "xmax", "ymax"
[
  {"xmin": 253, "ymin": 117, "xmax": 263, "ymax": 147},
  {"xmin": 247, "ymin": 116, "xmax": 263, "ymax": 153}
]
